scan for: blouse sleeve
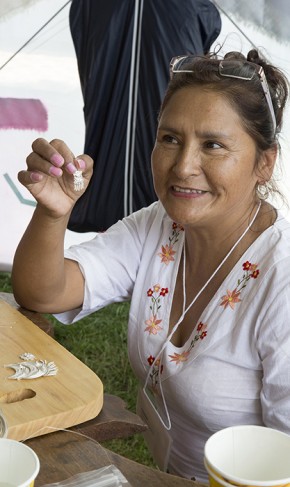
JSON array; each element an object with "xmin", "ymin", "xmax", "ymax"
[
  {"xmin": 256, "ymin": 275, "xmax": 290, "ymax": 433},
  {"xmin": 54, "ymin": 202, "xmax": 161, "ymax": 323}
]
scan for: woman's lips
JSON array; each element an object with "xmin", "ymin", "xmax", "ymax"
[{"xmin": 171, "ymin": 185, "xmax": 208, "ymax": 197}]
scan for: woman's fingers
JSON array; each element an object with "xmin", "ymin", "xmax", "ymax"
[
  {"xmin": 32, "ymin": 138, "xmax": 73, "ymax": 167},
  {"xmin": 29, "ymin": 139, "xmax": 93, "ymax": 177},
  {"xmin": 17, "ymin": 169, "xmax": 44, "ymax": 186},
  {"xmin": 20, "ymin": 139, "xmax": 94, "ymax": 203}
]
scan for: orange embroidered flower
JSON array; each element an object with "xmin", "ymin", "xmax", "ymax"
[
  {"xmin": 220, "ymin": 288, "xmax": 242, "ymax": 310},
  {"xmin": 169, "ymin": 351, "xmax": 190, "ymax": 364},
  {"xmin": 144, "ymin": 315, "xmax": 163, "ymax": 335},
  {"xmin": 158, "ymin": 244, "xmax": 176, "ymax": 265},
  {"xmin": 153, "ymin": 284, "xmax": 160, "ymax": 293}
]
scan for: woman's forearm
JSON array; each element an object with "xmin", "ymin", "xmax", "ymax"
[{"xmin": 12, "ymin": 206, "xmax": 72, "ymax": 311}]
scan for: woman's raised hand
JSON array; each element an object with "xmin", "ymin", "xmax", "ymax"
[{"xmin": 18, "ymin": 138, "xmax": 93, "ymax": 218}]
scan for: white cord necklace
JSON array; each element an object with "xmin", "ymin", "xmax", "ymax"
[
  {"xmin": 181, "ymin": 201, "xmax": 261, "ymax": 322},
  {"xmin": 143, "ymin": 201, "xmax": 262, "ymax": 430}
]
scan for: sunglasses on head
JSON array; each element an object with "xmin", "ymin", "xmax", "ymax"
[{"xmin": 170, "ymin": 55, "xmax": 276, "ymax": 134}]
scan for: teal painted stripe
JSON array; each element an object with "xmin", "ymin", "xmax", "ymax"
[{"xmin": 4, "ymin": 173, "xmax": 36, "ymax": 207}]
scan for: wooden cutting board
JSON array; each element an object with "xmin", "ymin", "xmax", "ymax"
[{"xmin": 0, "ymin": 299, "xmax": 103, "ymax": 440}]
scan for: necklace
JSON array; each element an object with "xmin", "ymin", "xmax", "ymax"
[{"xmin": 181, "ymin": 201, "xmax": 262, "ymax": 321}]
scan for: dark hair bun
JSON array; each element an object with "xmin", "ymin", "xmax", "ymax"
[
  {"xmin": 224, "ymin": 51, "xmax": 246, "ymax": 61},
  {"xmin": 247, "ymin": 49, "xmax": 260, "ymax": 64}
]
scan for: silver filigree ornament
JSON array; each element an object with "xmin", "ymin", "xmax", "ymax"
[
  {"xmin": 73, "ymin": 170, "xmax": 85, "ymax": 191},
  {"xmin": 4, "ymin": 353, "xmax": 58, "ymax": 380},
  {"xmin": 19, "ymin": 352, "xmax": 36, "ymax": 361}
]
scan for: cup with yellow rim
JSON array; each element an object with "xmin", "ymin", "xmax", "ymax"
[
  {"xmin": 204, "ymin": 425, "xmax": 290, "ymax": 487},
  {"xmin": 0, "ymin": 438, "xmax": 40, "ymax": 486}
]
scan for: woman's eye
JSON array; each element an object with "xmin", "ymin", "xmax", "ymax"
[
  {"xmin": 204, "ymin": 141, "xmax": 222, "ymax": 149},
  {"xmin": 163, "ymin": 134, "xmax": 178, "ymax": 144}
]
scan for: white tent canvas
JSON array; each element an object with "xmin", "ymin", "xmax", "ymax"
[
  {"xmin": 1, "ymin": 0, "xmax": 290, "ymax": 270},
  {"xmin": 0, "ymin": 0, "xmax": 94, "ymax": 271}
]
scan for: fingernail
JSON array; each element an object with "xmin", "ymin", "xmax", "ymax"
[
  {"xmin": 30, "ymin": 172, "xmax": 43, "ymax": 182},
  {"xmin": 49, "ymin": 166, "xmax": 62, "ymax": 177},
  {"xmin": 66, "ymin": 162, "xmax": 77, "ymax": 174},
  {"xmin": 51, "ymin": 153, "xmax": 64, "ymax": 167},
  {"xmin": 76, "ymin": 158, "xmax": 86, "ymax": 170}
]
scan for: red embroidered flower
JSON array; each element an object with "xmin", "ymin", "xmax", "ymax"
[
  {"xmin": 147, "ymin": 288, "xmax": 153, "ymax": 297},
  {"xmin": 160, "ymin": 287, "xmax": 169, "ymax": 296},
  {"xmin": 172, "ymin": 222, "xmax": 184, "ymax": 231},
  {"xmin": 243, "ymin": 261, "xmax": 259, "ymax": 274},
  {"xmin": 197, "ymin": 322, "xmax": 204, "ymax": 331},
  {"xmin": 200, "ymin": 331, "xmax": 207, "ymax": 339},
  {"xmin": 243, "ymin": 261, "xmax": 252, "ymax": 271},
  {"xmin": 251, "ymin": 269, "xmax": 260, "ymax": 279},
  {"xmin": 147, "ymin": 355, "xmax": 155, "ymax": 366}
]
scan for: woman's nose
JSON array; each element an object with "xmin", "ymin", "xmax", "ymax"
[{"xmin": 172, "ymin": 146, "xmax": 202, "ymax": 178}]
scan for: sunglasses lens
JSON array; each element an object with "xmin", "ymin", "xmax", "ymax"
[
  {"xmin": 219, "ymin": 60, "xmax": 255, "ymax": 80},
  {"xmin": 170, "ymin": 55, "xmax": 196, "ymax": 74}
]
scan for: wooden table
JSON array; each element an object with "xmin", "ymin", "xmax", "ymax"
[{"xmin": 28, "ymin": 429, "xmax": 199, "ymax": 486}]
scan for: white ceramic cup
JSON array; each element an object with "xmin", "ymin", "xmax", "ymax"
[
  {"xmin": 204, "ymin": 425, "xmax": 290, "ymax": 487},
  {"xmin": 0, "ymin": 438, "xmax": 40, "ymax": 487}
]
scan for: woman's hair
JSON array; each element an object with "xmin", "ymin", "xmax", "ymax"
[{"xmin": 160, "ymin": 49, "xmax": 289, "ymax": 202}]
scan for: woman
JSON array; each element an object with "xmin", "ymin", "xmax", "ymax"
[{"xmin": 12, "ymin": 49, "xmax": 290, "ymax": 482}]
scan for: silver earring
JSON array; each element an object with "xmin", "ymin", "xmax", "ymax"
[{"xmin": 257, "ymin": 180, "xmax": 269, "ymax": 200}]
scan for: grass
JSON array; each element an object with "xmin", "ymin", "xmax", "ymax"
[{"xmin": 0, "ymin": 271, "xmax": 155, "ymax": 467}]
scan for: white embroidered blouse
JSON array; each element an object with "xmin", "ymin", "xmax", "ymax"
[{"xmin": 55, "ymin": 201, "xmax": 290, "ymax": 482}]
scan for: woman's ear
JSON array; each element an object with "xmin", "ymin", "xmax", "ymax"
[{"xmin": 255, "ymin": 145, "xmax": 278, "ymax": 183}]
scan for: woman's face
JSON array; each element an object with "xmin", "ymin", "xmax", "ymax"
[{"xmin": 152, "ymin": 86, "xmax": 267, "ymax": 230}]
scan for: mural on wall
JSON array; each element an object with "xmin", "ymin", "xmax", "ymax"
[{"xmin": 0, "ymin": 97, "xmax": 48, "ymax": 130}]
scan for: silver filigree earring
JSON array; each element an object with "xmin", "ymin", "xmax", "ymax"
[{"xmin": 73, "ymin": 170, "xmax": 85, "ymax": 191}]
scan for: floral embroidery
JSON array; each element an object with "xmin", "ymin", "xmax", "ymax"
[
  {"xmin": 220, "ymin": 261, "xmax": 260, "ymax": 310},
  {"xmin": 157, "ymin": 222, "xmax": 184, "ymax": 265},
  {"xmin": 146, "ymin": 322, "xmax": 207, "ymax": 389},
  {"xmin": 169, "ymin": 321, "xmax": 208, "ymax": 365},
  {"xmin": 146, "ymin": 355, "xmax": 163, "ymax": 390},
  {"xmin": 144, "ymin": 283, "xmax": 169, "ymax": 335},
  {"xmin": 169, "ymin": 350, "xmax": 190, "ymax": 364},
  {"xmin": 220, "ymin": 289, "xmax": 242, "ymax": 310},
  {"xmin": 144, "ymin": 316, "xmax": 163, "ymax": 335},
  {"xmin": 158, "ymin": 244, "xmax": 176, "ymax": 265}
]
